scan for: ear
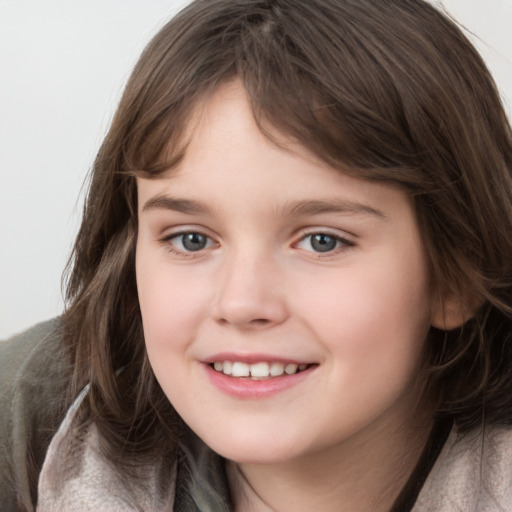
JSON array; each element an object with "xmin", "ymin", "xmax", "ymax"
[{"xmin": 431, "ymin": 293, "xmax": 480, "ymax": 331}]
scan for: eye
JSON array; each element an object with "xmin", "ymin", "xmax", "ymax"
[
  {"xmin": 296, "ymin": 233, "xmax": 353, "ymax": 254},
  {"xmin": 165, "ymin": 232, "xmax": 216, "ymax": 253}
]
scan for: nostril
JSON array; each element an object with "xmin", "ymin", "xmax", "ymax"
[{"xmin": 250, "ymin": 318, "xmax": 271, "ymax": 325}]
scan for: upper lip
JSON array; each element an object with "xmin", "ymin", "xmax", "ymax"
[{"xmin": 202, "ymin": 352, "xmax": 315, "ymax": 365}]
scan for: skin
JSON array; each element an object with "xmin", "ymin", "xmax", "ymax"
[{"xmin": 136, "ymin": 80, "xmax": 449, "ymax": 511}]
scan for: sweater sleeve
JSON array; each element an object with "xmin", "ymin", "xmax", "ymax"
[{"xmin": 0, "ymin": 320, "xmax": 71, "ymax": 512}]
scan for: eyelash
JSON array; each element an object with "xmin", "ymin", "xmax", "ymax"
[
  {"xmin": 294, "ymin": 231, "xmax": 355, "ymax": 257},
  {"xmin": 160, "ymin": 231, "xmax": 217, "ymax": 257},
  {"xmin": 159, "ymin": 230, "xmax": 356, "ymax": 258}
]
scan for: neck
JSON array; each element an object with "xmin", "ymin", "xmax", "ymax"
[{"xmin": 227, "ymin": 409, "xmax": 433, "ymax": 512}]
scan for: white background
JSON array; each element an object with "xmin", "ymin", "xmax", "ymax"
[{"xmin": 1, "ymin": 0, "xmax": 511, "ymax": 339}]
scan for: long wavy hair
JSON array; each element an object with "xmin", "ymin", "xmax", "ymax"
[{"xmin": 62, "ymin": 0, "xmax": 512, "ymax": 507}]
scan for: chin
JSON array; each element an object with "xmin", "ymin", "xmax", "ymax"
[{"xmin": 198, "ymin": 430, "xmax": 311, "ymax": 466}]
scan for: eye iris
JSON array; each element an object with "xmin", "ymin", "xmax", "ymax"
[
  {"xmin": 311, "ymin": 234, "xmax": 337, "ymax": 252},
  {"xmin": 182, "ymin": 233, "xmax": 207, "ymax": 251}
]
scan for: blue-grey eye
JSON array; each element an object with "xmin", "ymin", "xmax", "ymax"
[
  {"xmin": 296, "ymin": 233, "xmax": 348, "ymax": 253},
  {"xmin": 180, "ymin": 232, "xmax": 209, "ymax": 251},
  {"xmin": 309, "ymin": 234, "xmax": 338, "ymax": 252},
  {"xmin": 165, "ymin": 231, "xmax": 215, "ymax": 254}
]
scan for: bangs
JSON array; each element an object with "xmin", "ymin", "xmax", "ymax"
[{"xmin": 114, "ymin": 0, "xmax": 468, "ymax": 191}]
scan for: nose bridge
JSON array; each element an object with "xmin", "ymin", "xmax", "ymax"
[{"xmin": 213, "ymin": 242, "xmax": 287, "ymax": 328}]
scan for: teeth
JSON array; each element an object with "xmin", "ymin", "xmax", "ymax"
[
  {"xmin": 212, "ymin": 361, "xmax": 309, "ymax": 378},
  {"xmin": 231, "ymin": 362, "xmax": 250, "ymax": 377},
  {"xmin": 270, "ymin": 362, "xmax": 284, "ymax": 376},
  {"xmin": 250, "ymin": 362, "xmax": 270, "ymax": 377},
  {"xmin": 285, "ymin": 363, "xmax": 298, "ymax": 375},
  {"xmin": 222, "ymin": 361, "xmax": 232, "ymax": 375}
]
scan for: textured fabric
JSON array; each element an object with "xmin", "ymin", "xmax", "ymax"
[
  {"xmin": 414, "ymin": 427, "xmax": 512, "ymax": 511},
  {"xmin": 37, "ymin": 388, "xmax": 176, "ymax": 512},
  {"xmin": 0, "ymin": 319, "xmax": 71, "ymax": 512}
]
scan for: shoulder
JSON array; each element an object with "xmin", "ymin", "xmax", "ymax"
[
  {"xmin": 0, "ymin": 319, "xmax": 66, "ymax": 391},
  {"xmin": 414, "ymin": 424, "xmax": 512, "ymax": 511},
  {"xmin": 38, "ymin": 393, "xmax": 178, "ymax": 512},
  {"xmin": 0, "ymin": 319, "xmax": 71, "ymax": 512}
]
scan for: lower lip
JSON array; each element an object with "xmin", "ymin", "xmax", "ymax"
[{"xmin": 204, "ymin": 364, "xmax": 316, "ymax": 399}]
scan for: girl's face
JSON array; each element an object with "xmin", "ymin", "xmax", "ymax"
[{"xmin": 136, "ymin": 81, "xmax": 439, "ymax": 465}]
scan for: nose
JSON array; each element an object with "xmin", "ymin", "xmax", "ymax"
[{"xmin": 212, "ymin": 249, "xmax": 289, "ymax": 329}]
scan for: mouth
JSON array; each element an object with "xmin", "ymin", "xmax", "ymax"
[
  {"xmin": 204, "ymin": 356, "xmax": 318, "ymax": 398},
  {"xmin": 209, "ymin": 361, "xmax": 315, "ymax": 380}
]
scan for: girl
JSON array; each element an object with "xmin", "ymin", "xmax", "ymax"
[{"xmin": 2, "ymin": 0, "xmax": 512, "ymax": 510}]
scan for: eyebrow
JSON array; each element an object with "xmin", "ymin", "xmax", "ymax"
[
  {"xmin": 141, "ymin": 195, "xmax": 386, "ymax": 220},
  {"xmin": 142, "ymin": 195, "xmax": 212, "ymax": 215},
  {"xmin": 281, "ymin": 199, "xmax": 387, "ymax": 220}
]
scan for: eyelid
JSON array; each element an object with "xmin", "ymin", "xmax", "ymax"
[
  {"xmin": 156, "ymin": 225, "xmax": 356, "ymax": 259},
  {"xmin": 159, "ymin": 227, "xmax": 219, "ymax": 257},
  {"xmin": 293, "ymin": 228, "xmax": 356, "ymax": 256},
  {"xmin": 158, "ymin": 223, "xmax": 217, "ymax": 241}
]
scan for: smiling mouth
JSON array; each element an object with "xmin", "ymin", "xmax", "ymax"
[{"xmin": 210, "ymin": 361, "xmax": 315, "ymax": 380}]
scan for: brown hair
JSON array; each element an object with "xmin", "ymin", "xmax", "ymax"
[{"xmin": 62, "ymin": 0, "xmax": 512, "ymax": 503}]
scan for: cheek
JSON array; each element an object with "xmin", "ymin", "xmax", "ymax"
[
  {"xmin": 135, "ymin": 248, "xmax": 210, "ymax": 402},
  {"xmin": 135, "ymin": 247, "xmax": 208, "ymax": 352},
  {"xmin": 295, "ymin": 254, "xmax": 432, "ymax": 366}
]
